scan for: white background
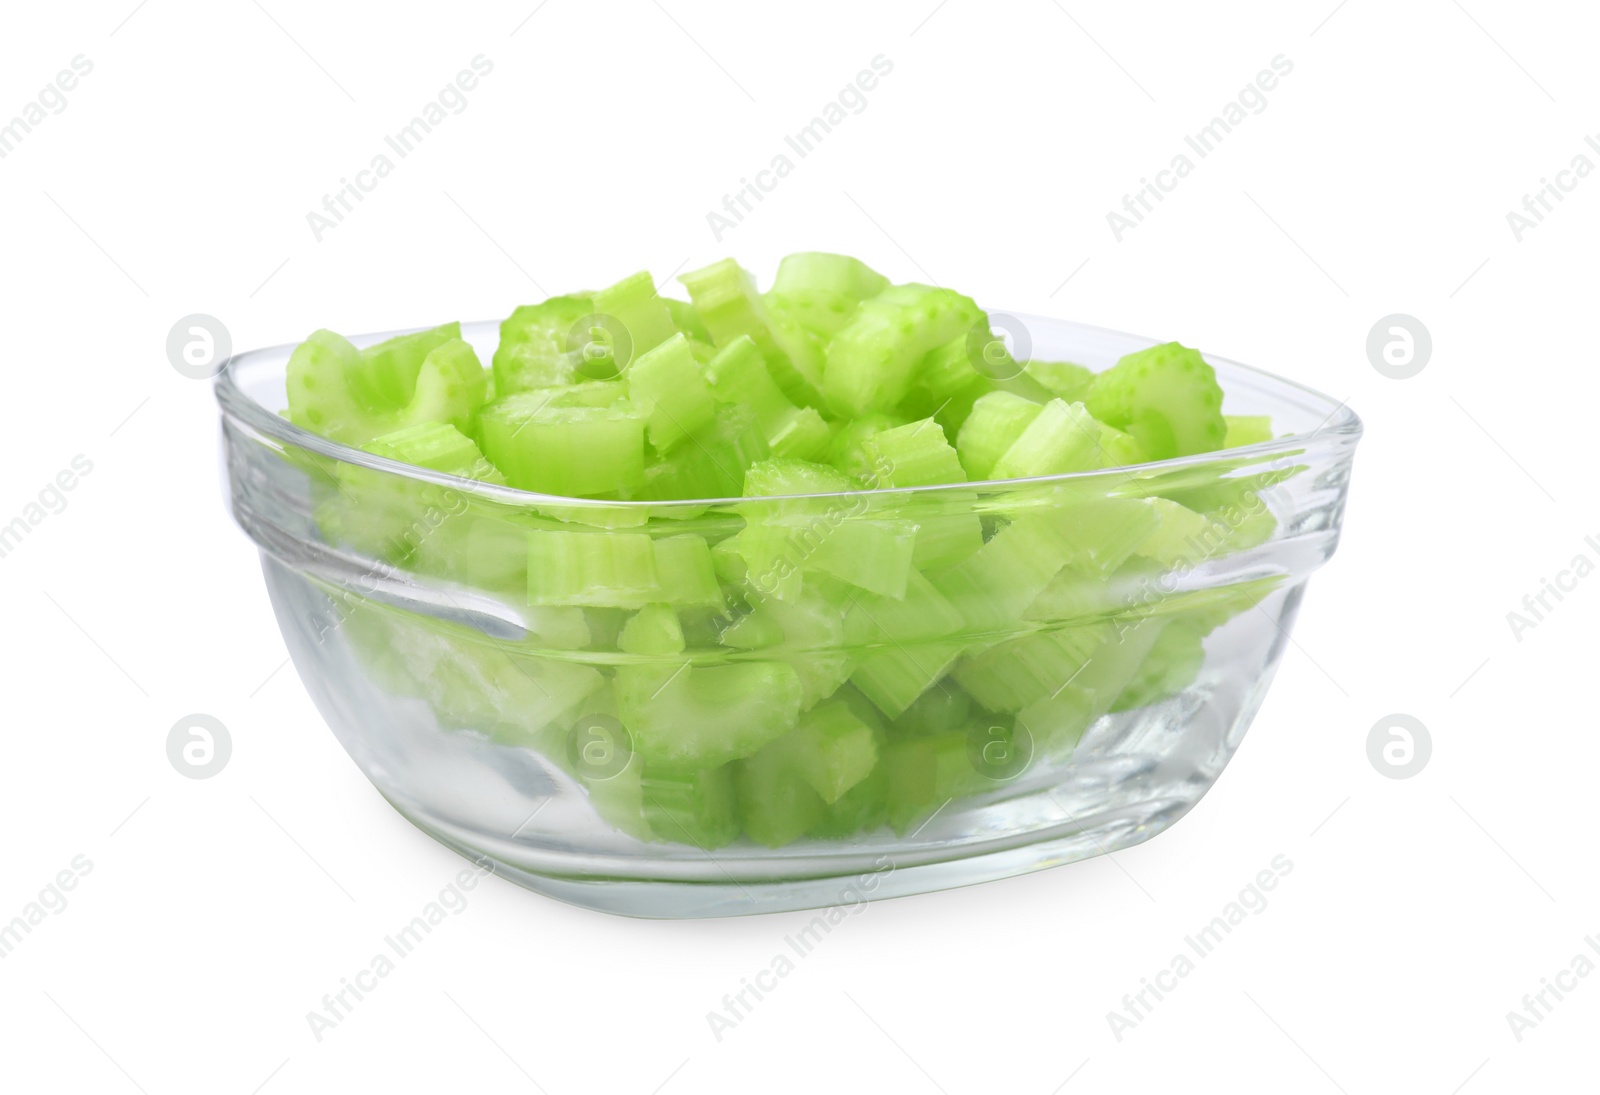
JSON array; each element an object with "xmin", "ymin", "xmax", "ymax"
[{"xmin": 1, "ymin": 1, "xmax": 1594, "ymax": 1091}]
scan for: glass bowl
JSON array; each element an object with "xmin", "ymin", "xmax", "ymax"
[{"xmin": 215, "ymin": 315, "xmax": 1360, "ymax": 918}]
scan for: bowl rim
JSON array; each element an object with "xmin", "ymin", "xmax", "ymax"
[{"xmin": 214, "ymin": 312, "xmax": 1363, "ymax": 508}]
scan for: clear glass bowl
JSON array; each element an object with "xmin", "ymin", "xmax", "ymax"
[{"xmin": 215, "ymin": 315, "xmax": 1360, "ymax": 918}]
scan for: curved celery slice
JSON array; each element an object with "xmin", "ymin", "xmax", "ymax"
[
  {"xmin": 823, "ymin": 284, "xmax": 985, "ymax": 417},
  {"xmin": 1085, "ymin": 341, "xmax": 1226, "ymax": 459},
  {"xmin": 617, "ymin": 661, "xmax": 803, "ymax": 769}
]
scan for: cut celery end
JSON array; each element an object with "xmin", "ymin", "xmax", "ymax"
[
  {"xmin": 286, "ymin": 329, "xmax": 391, "ymax": 445},
  {"xmin": 705, "ymin": 335, "xmax": 793, "ymax": 427},
  {"xmin": 827, "ymin": 413, "xmax": 907, "ymax": 481},
  {"xmin": 861, "ymin": 418, "xmax": 967, "ymax": 487},
  {"xmin": 364, "ymin": 421, "xmax": 503, "ymax": 481},
  {"xmin": 883, "ymin": 730, "xmax": 984, "ymax": 833},
  {"xmin": 628, "ymin": 334, "xmax": 717, "ymax": 451},
  {"xmin": 639, "ymin": 404, "xmax": 768, "ymax": 503},
  {"xmin": 1223, "ymin": 414, "xmax": 1274, "ymax": 449},
  {"xmin": 788, "ymin": 701, "xmax": 881, "ymax": 804},
  {"xmin": 989, "ymin": 399, "xmax": 1104, "ymax": 479},
  {"xmin": 493, "ymin": 294, "xmax": 593, "ymax": 395},
  {"xmin": 527, "ymin": 531, "xmax": 723, "ymax": 610},
  {"xmin": 1134, "ymin": 498, "xmax": 1213, "ymax": 567},
  {"xmin": 823, "ymin": 283, "xmax": 985, "ymax": 417},
  {"xmin": 640, "ymin": 764, "xmax": 740, "ymax": 848},
  {"xmin": 718, "ymin": 586, "xmax": 853, "ymax": 709},
  {"xmin": 769, "ymin": 407, "xmax": 832, "ymax": 461},
  {"xmin": 652, "ymin": 534, "xmax": 725, "ymax": 610},
  {"xmin": 1085, "ymin": 341, "xmax": 1226, "ymax": 460},
  {"xmin": 617, "ymin": 661, "xmax": 803, "ymax": 769},
  {"xmin": 845, "ymin": 572, "xmax": 968, "ymax": 717},
  {"xmin": 358, "ymin": 322, "xmax": 463, "ymax": 406},
  {"xmin": 953, "ymin": 624, "xmax": 1108, "ymax": 713},
  {"xmin": 681, "ymin": 258, "xmax": 822, "ymax": 406},
  {"xmin": 1112, "ymin": 619, "xmax": 1206, "ymax": 711},
  {"xmin": 803, "ymin": 518, "xmax": 917, "ymax": 600},
  {"xmin": 664, "ymin": 297, "xmax": 712, "ymax": 344},
  {"xmin": 528, "ymin": 531, "xmax": 660, "ymax": 608},
  {"xmin": 591, "ymin": 270, "xmax": 678, "ymax": 369},
  {"xmin": 478, "ymin": 397, "xmax": 645, "ymax": 497},
  {"xmin": 768, "ymin": 252, "xmax": 889, "ymax": 337},
  {"xmin": 957, "ymin": 391, "xmax": 1044, "ymax": 481},
  {"xmin": 618, "ymin": 604, "xmax": 687, "ymax": 656},
  {"xmin": 735, "ymin": 735, "xmax": 829, "ymax": 847}
]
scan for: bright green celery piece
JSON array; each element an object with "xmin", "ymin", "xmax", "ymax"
[
  {"xmin": 617, "ymin": 660, "xmax": 803, "ymax": 769},
  {"xmin": 357, "ymin": 322, "xmax": 464, "ymax": 406},
  {"xmin": 735, "ymin": 734, "xmax": 828, "ymax": 847},
  {"xmin": 720, "ymin": 584, "xmax": 853, "ymax": 708},
  {"xmin": 627, "ymin": 334, "xmax": 717, "ymax": 451},
  {"xmin": 953, "ymin": 624, "xmax": 1108, "ymax": 713},
  {"xmin": 767, "ymin": 252, "xmax": 890, "ymax": 337},
  {"xmin": 639, "ymin": 405, "xmax": 768, "ymax": 502},
  {"xmin": 1223, "ymin": 414, "xmax": 1274, "ymax": 448},
  {"xmin": 680, "ymin": 258, "xmax": 823, "ymax": 405},
  {"xmin": 618, "ymin": 604, "xmax": 687, "ymax": 656},
  {"xmin": 1015, "ymin": 618, "xmax": 1167, "ymax": 753},
  {"xmin": 1024, "ymin": 360, "xmax": 1094, "ymax": 402},
  {"xmin": 493, "ymin": 294, "xmax": 592, "ymax": 394},
  {"xmin": 1085, "ymin": 341, "xmax": 1226, "ymax": 460},
  {"xmin": 663, "ymin": 297, "xmax": 712, "ymax": 344},
  {"xmin": 478, "ymin": 394, "xmax": 645, "ymax": 497},
  {"xmin": 956, "ymin": 391, "xmax": 1044, "ymax": 481},
  {"xmin": 846, "ymin": 571, "xmax": 969, "ymax": 718},
  {"xmin": 769, "ymin": 699, "xmax": 879, "ymax": 805},
  {"xmin": 527, "ymin": 531, "xmax": 721, "ymax": 609},
  {"xmin": 811, "ymin": 740, "xmax": 890, "ymax": 838},
  {"xmin": 1111, "ymin": 618, "xmax": 1206, "ymax": 711},
  {"xmin": 1134, "ymin": 498, "xmax": 1213, "ymax": 566},
  {"xmin": 882, "ymin": 730, "xmax": 988, "ymax": 833},
  {"xmin": 801, "ymin": 518, "xmax": 917, "ymax": 599},
  {"xmin": 288, "ymin": 328, "xmax": 484, "ymax": 447},
  {"xmin": 528, "ymin": 531, "xmax": 659, "ymax": 608},
  {"xmin": 827, "ymin": 413, "xmax": 906, "ymax": 480},
  {"xmin": 651, "ymin": 534, "xmax": 724, "ymax": 610},
  {"xmin": 703, "ymin": 336, "xmax": 829, "ymax": 460},
  {"xmin": 823, "ymin": 284, "xmax": 985, "ymax": 417},
  {"xmin": 591, "ymin": 270, "xmax": 678, "ymax": 373},
  {"xmin": 859, "ymin": 418, "xmax": 985, "ymax": 569},
  {"xmin": 989, "ymin": 399, "xmax": 1105, "ymax": 479},
  {"xmin": 639, "ymin": 764, "xmax": 739, "ymax": 848},
  {"xmin": 932, "ymin": 498, "xmax": 1157, "ymax": 636},
  {"xmin": 889, "ymin": 683, "xmax": 973, "ymax": 738},
  {"xmin": 364, "ymin": 421, "xmax": 504, "ymax": 481},
  {"xmin": 860, "ymin": 418, "xmax": 967, "ymax": 487},
  {"xmin": 1098, "ymin": 422, "xmax": 1146, "ymax": 467},
  {"xmin": 330, "ymin": 423, "xmax": 500, "ymax": 563}
]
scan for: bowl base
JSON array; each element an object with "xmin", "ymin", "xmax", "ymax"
[{"xmin": 385, "ymin": 792, "xmax": 1196, "ymax": 919}]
